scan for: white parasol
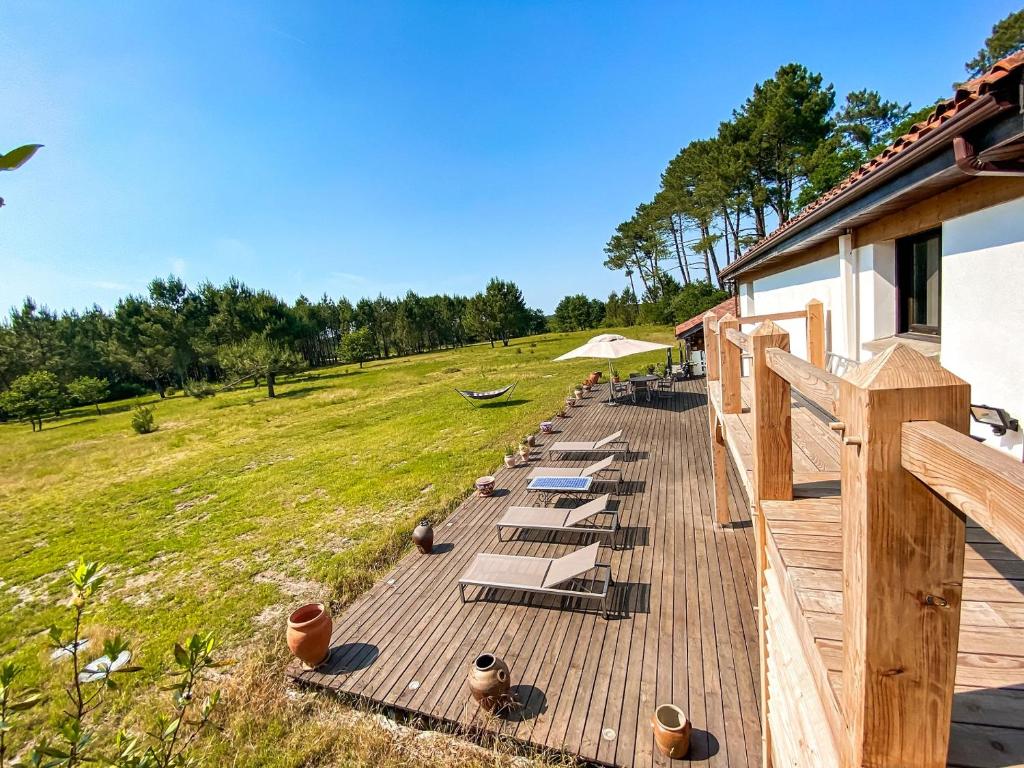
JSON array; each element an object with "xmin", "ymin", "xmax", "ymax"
[{"xmin": 554, "ymin": 334, "xmax": 672, "ymax": 404}]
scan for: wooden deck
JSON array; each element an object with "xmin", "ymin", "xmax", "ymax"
[
  {"xmin": 710, "ymin": 377, "xmax": 1024, "ymax": 768},
  {"xmin": 287, "ymin": 378, "xmax": 763, "ymax": 767}
]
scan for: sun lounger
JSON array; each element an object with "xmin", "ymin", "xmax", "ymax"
[
  {"xmin": 458, "ymin": 542, "xmax": 613, "ymax": 617},
  {"xmin": 526, "ymin": 455, "xmax": 621, "ymax": 485},
  {"xmin": 547, "ymin": 430, "xmax": 628, "ymax": 459},
  {"xmin": 496, "ymin": 494, "xmax": 617, "ymax": 545},
  {"xmin": 526, "ymin": 476, "xmax": 594, "ymax": 504}
]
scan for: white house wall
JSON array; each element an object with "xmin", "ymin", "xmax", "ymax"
[
  {"xmin": 747, "ymin": 253, "xmax": 841, "ymax": 361},
  {"xmin": 941, "ymin": 197, "xmax": 1024, "ymax": 455}
]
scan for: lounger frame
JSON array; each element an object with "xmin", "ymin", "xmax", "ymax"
[
  {"xmin": 495, "ymin": 510, "xmax": 619, "ymax": 547},
  {"xmin": 549, "ymin": 438, "xmax": 630, "ymax": 460},
  {"xmin": 458, "ymin": 564, "xmax": 613, "ymax": 618}
]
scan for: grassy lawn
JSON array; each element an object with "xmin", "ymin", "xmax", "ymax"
[{"xmin": 0, "ymin": 325, "xmax": 674, "ymax": 765}]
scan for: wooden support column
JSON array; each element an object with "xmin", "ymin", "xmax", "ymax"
[
  {"xmin": 703, "ymin": 311, "xmax": 720, "ymax": 382},
  {"xmin": 805, "ymin": 298, "xmax": 825, "ymax": 369},
  {"xmin": 719, "ymin": 313, "xmax": 742, "ymax": 414},
  {"xmin": 750, "ymin": 320, "xmax": 793, "ymax": 768},
  {"xmin": 838, "ymin": 343, "xmax": 970, "ymax": 768}
]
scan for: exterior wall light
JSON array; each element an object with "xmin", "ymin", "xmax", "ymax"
[{"xmin": 969, "ymin": 404, "xmax": 1020, "ymax": 436}]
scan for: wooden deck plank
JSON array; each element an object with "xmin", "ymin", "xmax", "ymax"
[{"xmin": 287, "ymin": 379, "xmax": 761, "ymax": 768}]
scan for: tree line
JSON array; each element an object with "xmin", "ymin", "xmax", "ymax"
[
  {"xmin": 0, "ymin": 275, "xmax": 543, "ymax": 420},
  {"xmin": 603, "ymin": 10, "xmax": 1024, "ymax": 299}
]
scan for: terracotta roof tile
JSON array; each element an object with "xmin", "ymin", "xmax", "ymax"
[
  {"xmin": 674, "ymin": 296, "xmax": 737, "ymax": 338},
  {"xmin": 724, "ymin": 50, "xmax": 1024, "ymax": 277}
]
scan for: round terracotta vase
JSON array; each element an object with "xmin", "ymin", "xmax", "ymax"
[
  {"xmin": 476, "ymin": 476, "xmax": 496, "ymax": 497},
  {"xmin": 468, "ymin": 653, "xmax": 511, "ymax": 713},
  {"xmin": 525, "ymin": 434, "xmax": 536, "ymax": 447},
  {"xmin": 412, "ymin": 520, "xmax": 434, "ymax": 554},
  {"xmin": 287, "ymin": 603, "xmax": 332, "ymax": 670},
  {"xmin": 652, "ymin": 704, "xmax": 692, "ymax": 759}
]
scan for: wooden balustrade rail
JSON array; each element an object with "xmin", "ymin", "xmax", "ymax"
[
  {"xmin": 764, "ymin": 347, "xmax": 841, "ymax": 416},
  {"xmin": 737, "ymin": 309, "xmax": 808, "ymax": 325},
  {"xmin": 725, "ymin": 328, "xmax": 751, "ymax": 354},
  {"xmin": 902, "ymin": 420, "xmax": 1024, "ymax": 560}
]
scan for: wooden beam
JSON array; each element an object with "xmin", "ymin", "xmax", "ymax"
[
  {"xmin": 724, "ymin": 327, "xmax": 752, "ymax": 354},
  {"xmin": 710, "ymin": 402, "xmax": 731, "ymax": 526},
  {"xmin": 902, "ymin": 420, "xmax": 1024, "ymax": 561},
  {"xmin": 764, "ymin": 347, "xmax": 840, "ymax": 416},
  {"xmin": 720, "ymin": 314, "xmax": 743, "ymax": 415},
  {"xmin": 750, "ymin": 319, "xmax": 793, "ymax": 768},
  {"xmin": 703, "ymin": 311, "xmax": 720, "ymax": 382},
  {"xmin": 805, "ymin": 299, "xmax": 825, "ymax": 369},
  {"xmin": 737, "ymin": 309, "xmax": 808, "ymax": 325},
  {"xmin": 839, "ymin": 343, "xmax": 970, "ymax": 768}
]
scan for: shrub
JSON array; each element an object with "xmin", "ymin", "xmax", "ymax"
[
  {"xmin": 130, "ymin": 402, "xmax": 156, "ymax": 434},
  {"xmin": 163, "ymin": 386, "xmax": 177, "ymax": 397},
  {"xmin": 2, "ymin": 558, "xmax": 229, "ymax": 767},
  {"xmin": 184, "ymin": 378, "xmax": 217, "ymax": 399}
]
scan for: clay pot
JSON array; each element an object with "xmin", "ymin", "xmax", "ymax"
[
  {"xmin": 540, "ymin": 421, "xmax": 553, "ymax": 434},
  {"xmin": 652, "ymin": 704, "xmax": 692, "ymax": 759},
  {"xmin": 503, "ymin": 454, "xmax": 517, "ymax": 469},
  {"xmin": 468, "ymin": 653, "xmax": 511, "ymax": 712},
  {"xmin": 574, "ymin": 388, "xmax": 583, "ymax": 398},
  {"xmin": 476, "ymin": 476, "xmax": 496, "ymax": 497},
  {"xmin": 287, "ymin": 603, "xmax": 332, "ymax": 670},
  {"xmin": 518, "ymin": 445, "xmax": 529, "ymax": 461},
  {"xmin": 412, "ymin": 520, "xmax": 434, "ymax": 554},
  {"xmin": 525, "ymin": 434, "xmax": 536, "ymax": 447}
]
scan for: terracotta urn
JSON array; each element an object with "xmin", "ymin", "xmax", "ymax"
[
  {"xmin": 476, "ymin": 476, "xmax": 496, "ymax": 497},
  {"xmin": 412, "ymin": 519, "xmax": 434, "ymax": 554},
  {"xmin": 525, "ymin": 433, "xmax": 536, "ymax": 447},
  {"xmin": 652, "ymin": 704, "xmax": 692, "ymax": 759},
  {"xmin": 468, "ymin": 653, "xmax": 511, "ymax": 713},
  {"xmin": 540, "ymin": 421, "xmax": 553, "ymax": 434},
  {"xmin": 287, "ymin": 603, "xmax": 332, "ymax": 670}
]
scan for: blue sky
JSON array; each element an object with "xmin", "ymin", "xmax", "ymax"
[{"xmin": 1, "ymin": 1, "xmax": 1017, "ymax": 314}]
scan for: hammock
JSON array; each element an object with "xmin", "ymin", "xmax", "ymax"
[{"xmin": 454, "ymin": 381, "xmax": 517, "ymax": 405}]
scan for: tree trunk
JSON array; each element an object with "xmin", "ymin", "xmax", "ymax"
[
  {"xmin": 95, "ymin": 403, "xmax": 101, "ymax": 415},
  {"xmin": 154, "ymin": 379, "xmax": 166, "ymax": 398},
  {"xmin": 267, "ymin": 372, "xmax": 276, "ymax": 398}
]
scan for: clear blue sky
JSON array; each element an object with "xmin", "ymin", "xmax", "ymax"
[{"xmin": 1, "ymin": 1, "xmax": 1017, "ymax": 314}]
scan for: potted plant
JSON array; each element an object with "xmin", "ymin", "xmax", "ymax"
[
  {"xmin": 574, "ymin": 385, "xmax": 584, "ymax": 399},
  {"xmin": 647, "ymin": 363, "xmax": 656, "ymax": 375},
  {"xmin": 565, "ymin": 393, "xmax": 576, "ymax": 408},
  {"xmin": 518, "ymin": 442, "xmax": 530, "ymax": 461},
  {"xmin": 503, "ymin": 445, "xmax": 517, "ymax": 468},
  {"xmin": 611, "ymin": 368, "xmax": 620, "ymax": 383}
]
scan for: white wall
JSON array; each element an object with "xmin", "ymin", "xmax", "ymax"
[
  {"xmin": 748, "ymin": 253, "xmax": 840, "ymax": 361},
  {"xmin": 941, "ymin": 197, "xmax": 1024, "ymax": 456},
  {"xmin": 855, "ymin": 241, "xmax": 897, "ymax": 356}
]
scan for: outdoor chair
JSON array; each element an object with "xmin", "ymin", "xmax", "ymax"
[
  {"xmin": 547, "ymin": 429, "xmax": 628, "ymax": 459},
  {"xmin": 495, "ymin": 494, "xmax": 618, "ymax": 546},
  {"xmin": 458, "ymin": 542, "xmax": 613, "ymax": 618},
  {"xmin": 526, "ymin": 454, "xmax": 621, "ymax": 485},
  {"xmin": 631, "ymin": 378, "xmax": 651, "ymax": 403}
]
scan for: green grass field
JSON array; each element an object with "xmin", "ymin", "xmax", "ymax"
[{"xmin": 0, "ymin": 325, "xmax": 674, "ymax": 765}]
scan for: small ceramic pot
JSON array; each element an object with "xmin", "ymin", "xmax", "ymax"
[
  {"xmin": 503, "ymin": 454, "xmax": 517, "ymax": 469},
  {"xmin": 412, "ymin": 519, "xmax": 434, "ymax": 554},
  {"xmin": 540, "ymin": 421, "xmax": 553, "ymax": 434},
  {"xmin": 468, "ymin": 653, "xmax": 511, "ymax": 713},
  {"xmin": 652, "ymin": 704, "xmax": 692, "ymax": 759},
  {"xmin": 287, "ymin": 603, "xmax": 332, "ymax": 670},
  {"xmin": 476, "ymin": 476, "xmax": 495, "ymax": 497},
  {"xmin": 574, "ymin": 388, "xmax": 583, "ymax": 398}
]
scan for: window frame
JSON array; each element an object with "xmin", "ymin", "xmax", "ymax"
[{"xmin": 896, "ymin": 227, "xmax": 942, "ymax": 337}]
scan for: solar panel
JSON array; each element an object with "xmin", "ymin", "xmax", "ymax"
[{"xmin": 527, "ymin": 476, "xmax": 592, "ymax": 491}]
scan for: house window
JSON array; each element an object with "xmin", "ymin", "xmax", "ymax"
[{"xmin": 897, "ymin": 228, "xmax": 941, "ymax": 335}]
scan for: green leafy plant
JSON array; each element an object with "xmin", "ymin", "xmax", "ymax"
[
  {"xmin": 0, "ymin": 662, "xmax": 44, "ymax": 767},
  {"xmin": 183, "ymin": 378, "xmax": 216, "ymax": 400},
  {"xmin": 130, "ymin": 402, "xmax": 156, "ymax": 434},
  {"xmin": 4, "ymin": 559, "xmax": 228, "ymax": 768}
]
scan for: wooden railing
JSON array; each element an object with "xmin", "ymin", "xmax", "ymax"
[{"xmin": 702, "ymin": 298, "xmax": 1024, "ymax": 768}]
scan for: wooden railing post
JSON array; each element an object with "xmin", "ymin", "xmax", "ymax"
[
  {"xmin": 703, "ymin": 311, "xmax": 720, "ymax": 382},
  {"xmin": 719, "ymin": 313, "xmax": 742, "ymax": 414},
  {"xmin": 806, "ymin": 298, "xmax": 825, "ymax": 369},
  {"xmin": 838, "ymin": 343, "xmax": 969, "ymax": 768},
  {"xmin": 750, "ymin": 320, "xmax": 793, "ymax": 768}
]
